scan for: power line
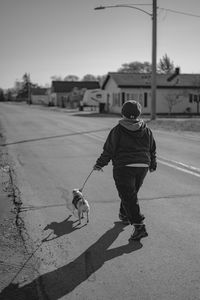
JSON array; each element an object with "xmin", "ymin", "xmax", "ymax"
[
  {"xmin": 113, "ymin": 3, "xmax": 152, "ymax": 5},
  {"xmin": 114, "ymin": 4, "xmax": 200, "ymax": 18},
  {"xmin": 159, "ymin": 7, "xmax": 200, "ymax": 18}
]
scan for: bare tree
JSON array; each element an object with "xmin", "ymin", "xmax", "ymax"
[{"xmin": 165, "ymin": 93, "xmax": 183, "ymax": 115}]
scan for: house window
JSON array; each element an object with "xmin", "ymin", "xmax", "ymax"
[
  {"xmin": 126, "ymin": 93, "xmax": 138, "ymax": 101},
  {"xmin": 194, "ymin": 95, "xmax": 198, "ymax": 102},
  {"xmin": 144, "ymin": 92, "xmax": 148, "ymax": 107},
  {"xmin": 189, "ymin": 93, "xmax": 200, "ymax": 103}
]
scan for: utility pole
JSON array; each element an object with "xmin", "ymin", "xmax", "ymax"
[
  {"xmin": 151, "ymin": 0, "xmax": 157, "ymax": 120},
  {"xmin": 95, "ymin": 1, "xmax": 157, "ymax": 119}
]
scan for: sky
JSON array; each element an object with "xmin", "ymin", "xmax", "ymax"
[{"xmin": 1, "ymin": 0, "xmax": 200, "ymax": 89}]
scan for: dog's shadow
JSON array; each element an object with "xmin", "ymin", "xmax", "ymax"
[
  {"xmin": 0, "ymin": 221, "xmax": 143, "ymax": 300},
  {"xmin": 42, "ymin": 214, "xmax": 86, "ymax": 242}
]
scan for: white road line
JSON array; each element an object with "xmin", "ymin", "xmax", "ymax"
[
  {"xmin": 85, "ymin": 132, "xmax": 200, "ymax": 178},
  {"xmin": 158, "ymin": 159, "xmax": 200, "ymax": 178},
  {"xmin": 159, "ymin": 156, "xmax": 200, "ymax": 173},
  {"xmin": 154, "ymin": 130, "xmax": 200, "ymax": 142}
]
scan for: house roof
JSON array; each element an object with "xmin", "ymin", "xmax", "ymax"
[
  {"xmin": 31, "ymin": 88, "xmax": 48, "ymax": 95},
  {"xmin": 52, "ymin": 81, "xmax": 100, "ymax": 93},
  {"xmin": 102, "ymin": 72, "xmax": 200, "ymax": 89}
]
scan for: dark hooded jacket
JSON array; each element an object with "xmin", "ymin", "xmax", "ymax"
[{"xmin": 96, "ymin": 118, "xmax": 157, "ymax": 170}]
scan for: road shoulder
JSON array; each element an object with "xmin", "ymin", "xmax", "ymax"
[{"xmin": 0, "ymin": 122, "xmax": 36, "ymax": 296}]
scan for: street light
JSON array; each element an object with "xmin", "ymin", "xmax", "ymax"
[{"xmin": 94, "ymin": 1, "xmax": 157, "ymax": 120}]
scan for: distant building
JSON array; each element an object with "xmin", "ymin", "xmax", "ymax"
[
  {"xmin": 51, "ymin": 81, "xmax": 100, "ymax": 108},
  {"xmin": 31, "ymin": 88, "xmax": 50, "ymax": 105},
  {"xmin": 102, "ymin": 72, "xmax": 200, "ymax": 115}
]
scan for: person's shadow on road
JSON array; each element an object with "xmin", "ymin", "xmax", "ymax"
[{"xmin": 0, "ymin": 221, "xmax": 143, "ymax": 300}]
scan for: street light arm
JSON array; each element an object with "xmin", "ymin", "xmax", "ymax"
[
  {"xmin": 94, "ymin": 0, "xmax": 157, "ymax": 120},
  {"xmin": 94, "ymin": 5, "xmax": 152, "ymax": 17}
]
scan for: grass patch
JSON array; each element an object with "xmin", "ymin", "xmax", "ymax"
[
  {"xmin": 73, "ymin": 111, "xmax": 200, "ymax": 132},
  {"xmin": 147, "ymin": 118, "xmax": 200, "ymax": 132}
]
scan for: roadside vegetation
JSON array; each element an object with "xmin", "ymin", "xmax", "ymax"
[
  {"xmin": 73, "ymin": 110, "xmax": 200, "ymax": 133},
  {"xmin": 146, "ymin": 117, "xmax": 200, "ymax": 132}
]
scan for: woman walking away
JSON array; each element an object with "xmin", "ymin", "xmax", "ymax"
[{"xmin": 93, "ymin": 100, "xmax": 157, "ymax": 241}]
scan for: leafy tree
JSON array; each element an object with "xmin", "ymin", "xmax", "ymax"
[
  {"xmin": 51, "ymin": 75, "xmax": 63, "ymax": 81},
  {"xmin": 14, "ymin": 80, "xmax": 23, "ymax": 93},
  {"xmin": 16, "ymin": 73, "xmax": 36, "ymax": 103},
  {"xmin": 118, "ymin": 61, "xmax": 152, "ymax": 73},
  {"xmin": 16, "ymin": 73, "xmax": 30, "ymax": 99},
  {"xmin": 81, "ymin": 74, "xmax": 107, "ymax": 86},
  {"xmin": 118, "ymin": 56, "xmax": 177, "ymax": 75},
  {"xmin": 4, "ymin": 89, "xmax": 13, "ymax": 101},
  {"xmin": 82, "ymin": 74, "xmax": 97, "ymax": 81},
  {"xmin": 157, "ymin": 54, "xmax": 175, "ymax": 74},
  {"xmin": 64, "ymin": 75, "xmax": 79, "ymax": 81},
  {"xmin": 0, "ymin": 89, "xmax": 5, "ymax": 101}
]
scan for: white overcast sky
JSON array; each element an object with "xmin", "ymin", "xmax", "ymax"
[{"xmin": 1, "ymin": 0, "xmax": 200, "ymax": 88}]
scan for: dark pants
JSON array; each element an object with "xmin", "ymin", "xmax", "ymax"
[{"xmin": 113, "ymin": 166, "xmax": 148, "ymax": 225}]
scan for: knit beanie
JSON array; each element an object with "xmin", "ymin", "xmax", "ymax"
[{"xmin": 121, "ymin": 100, "xmax": 142, "ymax": 119}]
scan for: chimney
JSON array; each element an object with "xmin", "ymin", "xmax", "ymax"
[{"xmin": 167, "ymin": 67, "xmax": 180, "ymax": 82}]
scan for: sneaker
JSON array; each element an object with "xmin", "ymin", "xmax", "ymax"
[
  {"xmin": 118, "ymin": 213, "xmax": 130, "ymax": 225},
  {"xmin": 129, "ymin": 225, "xmax": 148, "ymax": 241}
]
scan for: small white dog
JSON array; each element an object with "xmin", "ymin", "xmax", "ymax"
[{"xmin": 72, "ymin": 189, "xmax": 90, "ymax": 225}]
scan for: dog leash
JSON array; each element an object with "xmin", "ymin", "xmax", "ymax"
[{"xmin": 79, "ymin": 169, "xmax": 94, "ymax": 192}]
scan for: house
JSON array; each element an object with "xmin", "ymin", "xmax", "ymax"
[
  {"xmin": 51, "ymin": 81, "xmax": 100, "ymax": 108},
  {"xmin": 31, "ymin": 88, "xmax": 50, "ymax": 105},
  {"xmin": 102, "ymin": 72, "xmax": 200, "ymax": 114}
]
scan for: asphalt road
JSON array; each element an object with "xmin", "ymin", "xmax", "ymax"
[{"xmin": 0, "ymin": 103, "xmax": 200, "ymax": 300}]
